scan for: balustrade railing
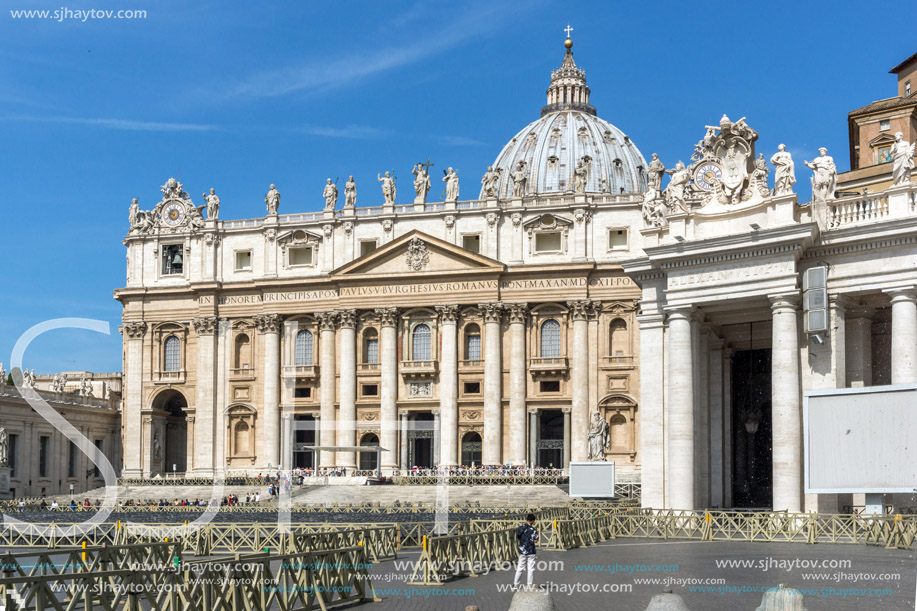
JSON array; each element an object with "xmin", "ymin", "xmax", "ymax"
[{"xmin": 828, "ymin": 193, "xmax": 889, "ymax": 228}]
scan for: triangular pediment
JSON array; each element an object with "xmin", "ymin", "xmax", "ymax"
[
  {"xmin": 868, "ymin": 133, "xmax": 897, "ymax": 147},
  {"xmin": 331, "ymin": 230, "xmax": 504, "ymax": 278}
]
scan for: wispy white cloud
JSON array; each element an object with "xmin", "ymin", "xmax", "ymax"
[
  {"xmin": 219, "ymin": 3, "xmax": 509, "ymax": 101},
  {"xmin": 296, "ymin": 123, "xmax": 393, "ymax": 139},
  {"xmin": 440, "ymin": 135, "xmax": 488, "ymax": 147},
  {"xmin": 4, "ymin": 115, "xmax": 220, "ymax": 132}
]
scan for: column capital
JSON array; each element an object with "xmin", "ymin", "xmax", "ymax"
[
  {"xmin": 828, "ymin": 293, "xmax": 850, "ymax": 311},
  {"xmin": 435, "ymin": 304, "xmax": 460, "ymax": 322},
  {"xmin": 478, "ymin": 302, "xmax": 504, "ymax": 324},
  {"xmin": 314, "ymin": 310, "xmax": 338, "ymax": 331},
  {"xmin": 722, "ymin": 346, "xmax": 734, "ymax": 359},
  {"xmin": 664, "ymin": 305, "xmax": 695, "ymax": 322},
  {"xmin": 505, "ymin": 302, "xmax": 529, "ymax": 324},
  {"xmin": 769, "ymin": 293, "xmax": 800, "ymax": 312},
  {"xmin": 561, "ymin": 407, "xmax": 572, "ymax": 414},
  {"xmin": 337, "ymin": 309, "xmax": 358, "ymax": 329},
  {"xmin": 884, "ymin": 287, "xmax": 917, "ymax": 303},
  {"xmin": 122, "ymin": 321, "xmax": 148, "ymax": 339},
  {"xmin": 431, "ymin": 409, "xmax": 440, "ymax": 416},
  {"xmin": 567, "ymin": 299, "xmax": 593, "ymax": 321},
  {"xmin": 635, "ymin": 312, "xmax": 666, "ymax": 328},
  {"xmin": 254, "ymin": 313, "xmax": 282, "ymax": 334},
  {"xmin": 191, "ymin": 316, "xmax": 219, "ymax": 336},
  {"xmin": 527, "ymin": 408, "xmax": 539, "ymax": 415},
  {"xmin": 375, "ymin": 307, "xmax": 400, "ymax": 327}
]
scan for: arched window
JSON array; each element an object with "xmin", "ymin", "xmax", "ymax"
[
  {"xmin": 464, "ymin": 324, "xmax": 481, "ymax": 361},
  {"xmin": 295, "ymin": 330, "xmax": 314, "ymax": 366},
  {"xmin": 412, "ymin": 323, "xmax": 432, "ymax": 360},
  {"xmin": 609, "ymin": 319, "xmax": 629, "ymax": 359},
  {"xmin": 540, "ymin": 320, "xmax": 561, "ymax": 358},
  {"xmin": 163, "ymin": 336, "xmax": 180, "ymax": 372},
  {"xmin": 234, "ymin": 333, "xmax": 251, "ymax": 369},
  {"xmin": 363, "ymin": 328, "xmax": 379, "ymax": 364}
]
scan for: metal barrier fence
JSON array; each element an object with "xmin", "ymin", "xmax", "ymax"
[
  {"xmin": 0, "ymin": 542, "xmax": 378, "ymax": 610},
  {"xmin": 408, "ymin": 528, "xmax": 517, "ymax": 586}
]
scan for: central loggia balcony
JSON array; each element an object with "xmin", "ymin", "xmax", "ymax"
[
  {"xmin": 400, "ymin": 360, "xmax": 438, "ymax": 380},
  {"xmin": 528, "ymin": 357, "xmax": 569, "ymax": 376},
  {"xmin": 282, "ymin": 365, "xmax": 319, "ymax": 380}
]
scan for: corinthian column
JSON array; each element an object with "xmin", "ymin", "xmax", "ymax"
[
  {"xmin": 770, "ymin": 295, "xmax": 801, "ymax": 513},
  {"xmin": 192, "ymin": 316, "xmax": 218, "ymax": 475},
  {"xmin": 121, "ymin": 321, "xmax": 147, "ymax": 478},
  {"xmin": 479, "ymin": 302, "xmax": 504, "ymax": 465},
  {"xmin": 666, "ymin": 307, "xmax": 695, "ymax": 510},
  {"xmin": 506, "ymin": 303, "xmax": 528, "ymax": 465},
  {"xmin": 315, "ymin": 311, "xmax": 338, "ymax": 468},
  {"xmin": 568, "ymin": 300, "xmax": 592, "ymax": 463},
  {"xmin": 886, "ymin": 288, "xmax": 917, "ymax": 384},
  {"xmin": 376, "ymin": 307, "xmax": 400, "ymax": 471},
  {"xmin": 255, "ymin": 313, "xmax": 282, "ymax": 470},
  {"xmin": 337, "ymin": 310, "xmax": 357, "ymax": 469},
  {"xmin": 436, "ymin": 305, "xmax": 460, "ymax": 467}
]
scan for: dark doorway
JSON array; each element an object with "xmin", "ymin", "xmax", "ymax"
[
  {"xmin": 154, "ymin": 390, "xmax": 187, "ymax": 476},
  {"xmin": 537, "ymin": 409, "xmax": 564, "ymax": 468},
  {"xmin": 460, "ymin": 432, "xmax": 482, "ymax": 466},
  {"xmin": 359, "ymin": 433, "xmax": 379, "ymax": 471},
  {"xmin": 293, "ymin": 414, "xmax": 316, "ymax": 469},
  {"xmin": 731, "ymin": 348, "xmax": 773, "ymax": 508},
  {"xmin": 409, "ymin": 412, "xmax": 434, "ymax": 468}
]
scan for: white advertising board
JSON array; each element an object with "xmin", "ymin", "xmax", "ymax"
[{"xmin": 568, "ymin": 461, "xmax": 615, "ymax": 498}]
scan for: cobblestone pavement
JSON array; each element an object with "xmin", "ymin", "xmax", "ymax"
[{"xmin": 360, "ymin": 540, "xmax": 917, "ymax": 610}]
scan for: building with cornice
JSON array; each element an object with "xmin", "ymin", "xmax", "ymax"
[{"xmin": 116, "ymin": 37, "xmax": 647, "ymax": 481}]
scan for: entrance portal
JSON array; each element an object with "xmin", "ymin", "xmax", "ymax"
[
  {"xmin": 408, "ymin": 412, "xmax": 434, "ymax": 468},
  {"xmin": 293, "ymin": 415, "xmax": 316, "ymax": 469},
  {"xmin": 731, "ymin": 348, "xmax": 773, "ymax": 508},
  {"xmin": 152, "ymin": 390, "xmax": 188, "ymax": 476},
  {"xmin": 460, "ymin": 432, "xmax": 482, "ymax": 466},
  {"xmin": 536, "ymin": 409, "xmax": 564, "ymax": 468}
]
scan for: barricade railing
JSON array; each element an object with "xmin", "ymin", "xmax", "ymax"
[{"xmin": 408, "ymin": 528, "xmax": 517, "ymax": 585}]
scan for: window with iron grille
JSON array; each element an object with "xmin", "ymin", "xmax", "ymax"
[
  {"xmin": 163, "ymin": 336, "xmax": 181, "ymax": 371},
  {"xmin": 540, "ymin": 319, "xmax": 561, "ymax": 357},
  {"xmin": 295, "ymin": 330, "xmax": 314, "ymax": 366},
  {"xmin": 465, "ymin": 324, "xmax": 481, "ymax": 360},
  {"xmin": 365, "ymin": 329, "xmax": 379, "ymax": 364},
  {"xmin": 412, "ymin": 323, "xmax": 432, "ymax": 360}
]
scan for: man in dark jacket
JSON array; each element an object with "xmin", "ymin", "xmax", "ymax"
[{"xmin": 513, "ymin": 513, "xmax": 539, "ymax": 589}]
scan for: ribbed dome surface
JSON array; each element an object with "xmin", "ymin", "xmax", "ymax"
[{"xmin": 482, "ymin": 111, "xmax": 648, "ymax": 198}]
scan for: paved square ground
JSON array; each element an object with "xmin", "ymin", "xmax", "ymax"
[{"xmin": 361, "ymin": 539, "xmax": 917, "ymax": 610}]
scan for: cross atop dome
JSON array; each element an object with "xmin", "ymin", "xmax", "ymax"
[{"xmin": 542, "ymin": 26, "xmax": 594, "ymax": 116}]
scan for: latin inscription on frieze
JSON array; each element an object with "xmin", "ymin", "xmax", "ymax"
[{"xmin": 668, "ymin": 260, "xmax": 795, "ymax": 289}]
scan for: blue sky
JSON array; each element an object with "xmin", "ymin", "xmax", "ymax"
[{"xmin": 1, "ymin": 0, "xmax": 914, "ymax": 374}]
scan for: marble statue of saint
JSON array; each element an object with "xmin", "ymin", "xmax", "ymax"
[
  {"xmin": 412, "ymin": 163, "xmax": 431, "ymax": 204},
  {"xmin": 665, "ymin": 161, "xmax": 690, "ymax": 213},
  {"xmin": 21, "ymin": 369, "xmax": 35, "ymax": 389},
  {"xmin": 322, "ymin": 178, "xmax": 338, "ymax": 210},
  {"xmin": 265, "ymin": 184, "xmax": 281, "ymax": 215},
  {"xmin": 642, "ymin": 190, "xmax": 667, "ymax": 228},
  {"xmin": 443, "ymin": 167, "xmax": 460, "ymax": 202},
  {"xmin": 647, "ymin": 153, "xmax": 665, "ymax": 192},
  {"xmin": 203, "ymin": 188, "xmax": 220, "ymax": 220},
  {"xmin": 0, "ymin": 363, "xmax": 5, "ymax": 385},
  {"xmin": 587, "ymin": 412, "xmax": 609, "ymax": 461},
  {"xmin": 481, "ymin": 166, "xmax": 502, "ymax": 198},
  {"xmin": 79, "ymin": 375, "xmax": 93, "ymax": 398},
  {"xmin": 511, "ymin": 161, "xmax": 528, "ymax": 198},
  {"xmin": 573, "ymin": 157, "xmax": 588, "ymax": 193},
  {"xmin": 751, "ymin": 153, "xmax": 770, "ymax": 197},
  {"xmin": 344, "ymin": 176, "xmax": 356, "ymax": 207},
  {"xmin": 770, "ymin": 144, "xmax": 796, "ymax": 196},
  {"xmin": 129, "ymin": 198, "xmax": 140, "ymax": 228},
  {"xmin": 378, "ymin": 172, "xmax": 396, "ymax": 204},
  {"xmin": 153, "ymin": 431, "xmax": 162, "ymax": 460},
  {"xmin": 891, "ymin": 132, "xmax": 915, "ymax": 186},
  {"xmin": 0, "ymin": 428, "xmax": 8, "ymax": 467},
  {"xmin": 804, "ymin": 148, "xmax": 837, "ymax": 205}
]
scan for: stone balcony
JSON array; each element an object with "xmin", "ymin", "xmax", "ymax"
[
  {"xmin": 357, "ymin": 362, "xmax": 380, "ymax": 373},
  {"xmin": 528, "ymin": 357, "xmax": 569, "ymax": 376},
  {"xmin": 230, "ymin": 367, "xmax": 256, "ymax": 381},
  {"xmin": 400, "ymin": 360, "xmax": 438, "ymax": 380},
  {"xmin": 283, "ymin": 365, "xmax": 319, "ymax": 380},
  {"xmin": 601, "ymin": 355, "xmax": 635, "ymax": 369},
  {"xmin": 154, "ymin": 370, "xmax": 185, "ymax": 385}
]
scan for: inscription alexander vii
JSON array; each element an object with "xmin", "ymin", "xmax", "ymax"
[{"xmin": 668, "ymin": 261, "xmax": 795, "ymax": 288}]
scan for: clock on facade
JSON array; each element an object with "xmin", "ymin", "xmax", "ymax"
[
  {"xmin": 693, "ymin": 162, "xmax": 723, "ymax": 191},
  {"xmin": 161, "ymin": 202, "xmax": 186, "ymax": 226}
]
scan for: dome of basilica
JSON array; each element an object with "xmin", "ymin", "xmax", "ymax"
[{"xmin": 481, "ymin": 37, "xmax": 648, "ymax": 199}]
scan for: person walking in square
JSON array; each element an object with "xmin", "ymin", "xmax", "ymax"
[{"xmin": 513, "ymin": 513, "xmax": 539, "ymax": 589}]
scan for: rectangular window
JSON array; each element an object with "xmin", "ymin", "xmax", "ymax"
[
  {"xmin": 462, "ymin": 234, "xmax": 481, "ymax": 254},
  {"xmin": 161, "ymin": 244, "xmax": 183, "ymax": 275},
  {"xmin": 360, "ymin": 240, "xmax": 378, "ymax": 257},
  {"xmin": 68, "ymin": 441, "xmax": 77, "ymax": 478},
  {"xmin": 289, "ymin": 246, "xmax": 313, "ymax": 266},
  {"xmin": 906, "ymin": 81, "xmax": 911, "ymax": 97},
  {"xmin": 466, "ymin": 334, "xmax": 481, "ymax": 361},
  {"xmin": 8, "ymin": 434, "xmax": 17, "ymax": 478},
  {"xmin": 235, "ymin": 250, "xmax": 252, "ymax": 271},
  {"xmin": 93, "ymin": 439, "xmax": 103, "ymax": 478},
  {"xmin": 880, "ymin": 119, "xmax": 890, "ymax": 131},
  {"xmin": 366, "ymin": 338, "xmax": 379, "ymax": 364},
  {"xmin": 362, "ymin": 384, "xmax": 379, "ymax": 397},
  {"xmin": 294, "ymin": 386, "xmax": 312, "ymax": 399},
  {"xmin": 608, "ymin": 228, "xmax": 628, "ymax": 250},
  {"xmin": 535, "ymin": 232, "xmax": 562, "ymax": 253},
  {"xmin": 39, "ymin": 436, "xmax": 49, "ymax": 478},
  {"xmin": 540, "ymin": 380, "xmax": 560, "ymax": 393},
  {"xmin": 463, "ymin": 381, "xmax": 481, "ymax": 395}
]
